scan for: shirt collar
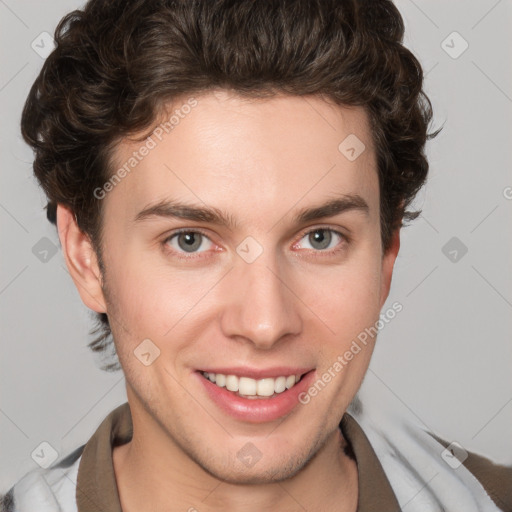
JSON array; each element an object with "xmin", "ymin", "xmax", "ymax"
[{"xmin": 76, "ymin": 402, "xmax": 400, "ymax": 511}]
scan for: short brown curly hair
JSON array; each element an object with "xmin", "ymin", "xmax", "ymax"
[{"xmin": 21, "ymin": 0, "xmax": 439, "ymax": 372}]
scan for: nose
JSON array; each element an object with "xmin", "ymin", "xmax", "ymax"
[{"xmin": 219, "ymin": 252, "xmax": 303, "ymax": 349}]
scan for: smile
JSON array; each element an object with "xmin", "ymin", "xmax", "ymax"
[{"xmin": 200, "ymin": 371, "xmax": 304, "ymax": 399}]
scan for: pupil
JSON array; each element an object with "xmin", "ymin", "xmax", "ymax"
[
  {"xmin": 311, "ymin": 229, "xmax": 330, "ymax": 250},
  {"xmin": 179, "ymin": 232, "xmax": 201, "ymax": 252}
]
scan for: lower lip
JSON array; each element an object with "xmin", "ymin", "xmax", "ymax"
[{"xmin": 194, "ymin": 370, "xmax": 316, "ymax": 423}]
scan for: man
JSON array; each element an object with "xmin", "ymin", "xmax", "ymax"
[{"xmin": 2, "ymin": 0, "xmax": 510, "ymax": 510}]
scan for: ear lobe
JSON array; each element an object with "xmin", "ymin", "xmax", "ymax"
[
  {"xmin": 56, "ymin": 204, "xmax": 107, "ymax": 314},
  {"xmin": 379, "ymin": 227, "xmax": 401, "ymax": 308}
]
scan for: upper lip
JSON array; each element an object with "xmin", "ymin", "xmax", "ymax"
[{"xmin": 197, "ymin": 366, "xmax": 314, "ymax": 379}]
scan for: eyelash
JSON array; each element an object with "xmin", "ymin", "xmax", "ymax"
[{"xmin": 161, "ymin": 226, "xmax": 349, "ymax": 261}]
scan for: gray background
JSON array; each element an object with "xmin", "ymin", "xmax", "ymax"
[{"xmin": 1, "ymin": 0, "xmax": 511, "ymax": 492}]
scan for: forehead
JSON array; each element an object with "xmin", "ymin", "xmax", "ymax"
[{"xmin": 106, "ymin": 90, "xmax": 379, "ymax": 226}]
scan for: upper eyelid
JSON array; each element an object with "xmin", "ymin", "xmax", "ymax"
[{"xmin": 297, "ymin": 225, "xmax": 348, "ymax": 242}]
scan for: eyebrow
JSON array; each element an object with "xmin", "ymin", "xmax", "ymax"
[{"xmin": 133, "ymin": 194, "xmax": 369, "ymax": 229}]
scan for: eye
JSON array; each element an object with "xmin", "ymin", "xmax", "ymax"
[
  {"xmin": 163, "ymin": 229, "xmax": 215, "ymax": 255},
  {"xmin": 294, "ymin": 228, "xmax": 347, "ymax": 253},
  {"xmin": 162, "ymin": 226, "xmax": 348, "ymax": 260}
]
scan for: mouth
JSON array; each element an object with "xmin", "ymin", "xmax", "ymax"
[
  {"xmin": 195, "ymin": 368, "xmax": 316, "ymax": 422},
  {"xmin": 198, "ymin": 370, "xmax": 307, "ymax": 400}
]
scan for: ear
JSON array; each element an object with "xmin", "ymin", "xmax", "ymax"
[
  {"xmin": 379, "ymin": 227, "xmax": 400, "ymax": 308},
  {"xmin": 56, "ymin": 204, "xmax": 107, "ymax": 314}
]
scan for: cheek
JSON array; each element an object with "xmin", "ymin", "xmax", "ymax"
[
  {"xmin": 104, "ymin": 251, "xmax": 222, "ymax": 344},
  {"xmin": 300, "ymin": 256, "xmax": 383, "ymax": 342}
]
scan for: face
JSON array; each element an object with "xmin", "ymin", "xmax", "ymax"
[{"xmin": 64, "ymin": 89, "xmax": 399, "ymax": 484}]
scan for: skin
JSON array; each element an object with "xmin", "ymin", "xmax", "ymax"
[{"xmin": 57, "ymin": 89, "xmax": 400, "ymax": 512}]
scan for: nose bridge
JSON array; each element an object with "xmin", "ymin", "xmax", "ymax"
[{"xmin": 220, "ymin": 247, "xmax": 302, "ymax": 348}]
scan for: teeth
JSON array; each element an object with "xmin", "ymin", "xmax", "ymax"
[{"xmin": 202, "ymin": 372, "xmax": 303, "ymax": 397}]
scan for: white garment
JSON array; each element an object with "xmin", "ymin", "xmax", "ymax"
[
  {"xmin": 346, "ymin": 396, "xmax": 502, "ymax": 511},
  {"xmin": 7, "ymin": 452, "xmax": 80, "ymax": 512}
]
